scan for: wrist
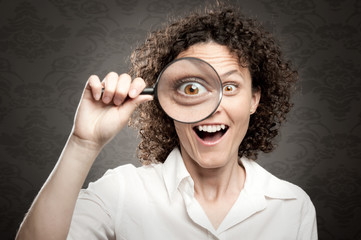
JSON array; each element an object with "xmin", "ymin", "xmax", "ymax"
[
  {"xmin": 57, "ymin": 134, "xmax": 104, "ymax": 169},
  {"xmin": 68, "ymin": 134, "xmax": 104, "ymax": 154}
]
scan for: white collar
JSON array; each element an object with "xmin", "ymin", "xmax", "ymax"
[
  {"xmin": 240, "ymin": 157, "xmax": 297, "ymax": 199},
  {"xmin": 162, "ymin": 148, "xmax": 297, "ymax": 202},
  {"xmin": 162, "ymin": 148, "xmax": 193, "ymax": 202}
]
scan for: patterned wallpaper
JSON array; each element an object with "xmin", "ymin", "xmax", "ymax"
[{"xmin": 0, "ymin": 0, "xmax": 360, "ymax": 239}]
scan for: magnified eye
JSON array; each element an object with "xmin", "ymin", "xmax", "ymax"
[
  {"xmin": 169, "ymin": 76, "xmax": 214, "ymax": 107},
  {"xmin": 178, "ymin": 82, "xmax": 207, "ymax": 96}
]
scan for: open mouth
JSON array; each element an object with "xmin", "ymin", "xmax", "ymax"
[{"xmin": 193, "ymin": 124, "xmax": 229, "ymax": 142}]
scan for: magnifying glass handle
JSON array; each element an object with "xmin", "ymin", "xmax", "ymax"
[
  {"xmin": 140, "ymin": 88, "xmax": 154, "ymax": 95},
  {"xmin": 100, "ymin": 87, "xmax": 154, "ymax": 98}
]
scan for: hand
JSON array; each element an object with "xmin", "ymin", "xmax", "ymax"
[{"xmin": 71, "ymin": 72, "xmax": 153, "ymax": 148}]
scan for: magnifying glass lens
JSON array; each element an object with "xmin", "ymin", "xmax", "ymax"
[{"xmin": 156, "ymin": 58, "xmax": 222, "ymax": 123}]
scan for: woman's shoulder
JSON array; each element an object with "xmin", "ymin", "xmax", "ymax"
[
  {"xmin": 80, "ymin": 163, "xmax": 164, "ymax": 205},
  {"xmin": 93, "ymin": 163, "xmax": 163, "ymax": 184}
]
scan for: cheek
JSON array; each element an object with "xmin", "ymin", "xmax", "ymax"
[
  {"xmin": 224, "ymin": 97, "xmax": 252, "ymax": 132},
  {"xmin": 233, "ymin": 114, "xmax": 250, "ymax": 139},
  {"xmin": 225, "ymin": 95, "xmax": 252, "ymax": 118},
  {"xmin": 174, "ymin": 124, "xmax": 192, "ymax": 146}
]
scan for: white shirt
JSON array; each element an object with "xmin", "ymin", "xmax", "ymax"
[{"xmin": 68, "ymin": 148, "xmax": 317, "ymax": 240}]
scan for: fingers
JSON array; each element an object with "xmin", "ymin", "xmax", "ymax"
[
  {"xmin": 113, "ymin": 74, "xmax": 131, "ymax": 105},
  {"xmin": 129, "ymin": 77, "xmax": 147, "ymax": 98},
  {"xmin": 87, "ymin": 72, "xmax": 150, "ymax": 106},
  {"xmin": 88, "ymin": 75, "xmax": 102, "ymax": 100},
  {"xmin": 102, "ymin": 72, "xmax": 118, "ymax": 104},
  {"xmin": 121, "ymin": 78, "xmax": 153, "ymax": 113}
]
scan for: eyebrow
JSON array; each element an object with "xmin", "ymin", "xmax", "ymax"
[{"xmin": 219, "ymin": 70, "xmax": 245, "ymax": 80}]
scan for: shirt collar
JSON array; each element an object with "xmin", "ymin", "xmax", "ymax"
[
  {"xmin": 162, "ymin": 148, "xmax": 297, "ymax": 202},
  {"xmin": 240, "ymin": 157, "xmax": 297, "ymax": 199},
  {"xmin": 162, "ymin": 147, "xmax": 192, "ymax": 202}
]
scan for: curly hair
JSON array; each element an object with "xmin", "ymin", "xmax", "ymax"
[{"xmin": 129, "ymin": 2, "xmax": 297, "ymax": 164}]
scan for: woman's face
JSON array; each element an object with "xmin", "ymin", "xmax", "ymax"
[{"xmin": 174, "ymin": 42, "xmax": 261, "ymax": 169}]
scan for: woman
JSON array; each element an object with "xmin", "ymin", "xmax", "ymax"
[{"xmin": 16, "ymin": 3, "xmax": 317, "ymax": 240}]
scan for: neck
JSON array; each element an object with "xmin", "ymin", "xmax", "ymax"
[
  {"xmin": 182, "ymin": 151, "xmax": 245, "ymax": 201},
  {"xmin": 179, "ymin": 146, "xmax": 246, "ymax": 230}
]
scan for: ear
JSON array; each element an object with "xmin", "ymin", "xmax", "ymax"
[{"xmin": 250, "ymin": 87, "xmax": 261, "ymax": 114}]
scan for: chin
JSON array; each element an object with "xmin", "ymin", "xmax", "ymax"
[{"xmin": 190, "ymin": 150, "xmax": 233, "ymax": 170}]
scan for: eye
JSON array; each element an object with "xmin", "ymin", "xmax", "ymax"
[
  {"xmin": 178, "ymin": 82, "xmax": 207, "ymax": 95},
  {"xmin": 223, "ymin": 84, "xmax": 237, "ymax": 94}
]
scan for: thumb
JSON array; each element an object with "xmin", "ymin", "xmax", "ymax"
[{"xmin": 120, "ymin": 94, "xmax": 154, "ymax": 115}]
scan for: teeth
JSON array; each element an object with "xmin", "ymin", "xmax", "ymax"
[{"xmin": 197, "ymin": 124, "xmax": 226, "ymax": 133}]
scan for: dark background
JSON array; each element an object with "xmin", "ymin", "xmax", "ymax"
[{"xmin": 1, "ymin": 0, "xmax": 360, "ymax": 239}]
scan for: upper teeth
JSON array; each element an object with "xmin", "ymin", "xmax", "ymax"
[{"xmin": 197, "ymin": 124, "xmax": 226, "ymax": 133}]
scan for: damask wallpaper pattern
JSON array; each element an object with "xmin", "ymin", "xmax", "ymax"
[{"xmin": 0, "ymin": 0, "xmax": 360, "ymax": 239}]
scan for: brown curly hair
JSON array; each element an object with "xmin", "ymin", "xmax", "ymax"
[{"xmin": 129, "ymin": 2, "xmax": 297, "ymax": 164}]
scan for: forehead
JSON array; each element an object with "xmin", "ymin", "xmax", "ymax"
[
  {"xmin": 176, "ymin": 42, "xmax": 250, "ymax": 80},
  {"xmin": 177, "ymin": 43, "xmax": 239, "ymax": 68}
]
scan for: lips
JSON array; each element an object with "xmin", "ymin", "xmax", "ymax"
[{"xmin": 193, "ymin": 124, "xmax": 229, "ymax": 143}]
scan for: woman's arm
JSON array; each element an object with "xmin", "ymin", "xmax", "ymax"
[
  {"xmin": 16, "ymin": 135, "xmax": 102, "ymax": 239},
  {"xmin": 16, "ymin": 73, "xmax": 152, "ymax": 240}
]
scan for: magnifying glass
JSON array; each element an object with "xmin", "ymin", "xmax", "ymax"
[{"xmin": 103, "ymin": 57, "xmax": 223, "ymax": 123}]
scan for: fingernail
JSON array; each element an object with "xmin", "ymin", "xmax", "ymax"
[
  {"xmin": 103, "ymin": 96, "xmax": 110, "ymax": 103},
  {"xmin": 114, "ymin": 97, "xmax": 122, "ymax": 105},
  {"xmin": 129, "ymin": 89, "xmax": 137, "ymax": 98},
  {"xmin": 95, "ymin": 93, "xmax": 101, "ymax": 100}
]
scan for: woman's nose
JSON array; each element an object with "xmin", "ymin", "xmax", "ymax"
[{"xmin": 208, "ymin": 98, "xmax": 226, "ymax": 118}]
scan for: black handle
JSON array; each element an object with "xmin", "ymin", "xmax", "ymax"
[
  {"xmin": 140, "ymin": 88, "xmax": 154, "ymax": 95},
  {"xmin": 100, "ymin": 87, "xmax": 155, "ymax": 98}
]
